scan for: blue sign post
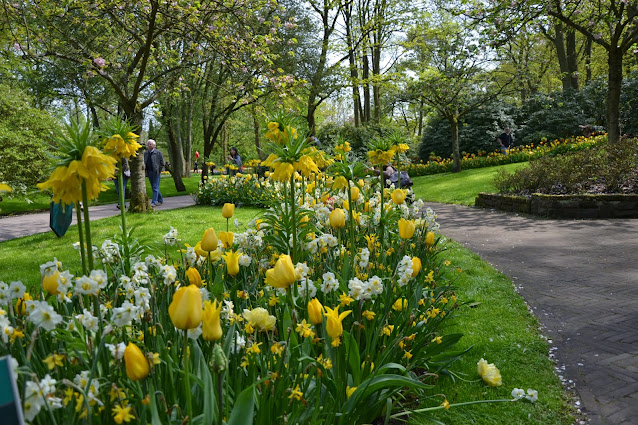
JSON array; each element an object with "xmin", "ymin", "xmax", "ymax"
[{"xmin": 0, "ymin": 356, "xmax": 24, "ymax": 425}]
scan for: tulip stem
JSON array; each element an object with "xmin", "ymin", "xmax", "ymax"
[
  {"xmin": 183, "ymin": 331, "xmax": 193, "ymax": 423},
  {"xmin": 379, "ymin": 170, "xmax": 385, "ymax": 258},
  {"xmin": 117, "ymin": 167, "xmax": 131, "ymax": 274},
  {"xmin": 289, "ymin": 173, "xmax": 298, "ymax": 262},
  {"xmin": 346, "ymin": 180, "xmax": 356, "ymax": 274},
  {"xmin": 75, "ymin": 203, "xmax": 87, "ymax": 275},
  {"xmin": 216, "ymin": 371, "xmax": 224, "ymax": 425},
  {"xmin": 81, "ymin": 180, "xmax": 94, "ymax": 271}
]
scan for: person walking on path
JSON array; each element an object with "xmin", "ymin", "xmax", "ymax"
[
  {"xmin": 144, "ymin": 139, "xmax": 165, "ymax": 206},
  {"xmin": 114, "ymin": 157, "xmax": 130, "ymax": 210},
  {"xmin": 498, "ymin": 127, "xmax": 514, "ymax": 154}
]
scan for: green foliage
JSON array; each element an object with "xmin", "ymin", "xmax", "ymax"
[
  {"xmin": 419, "ymin": 101, "xmax": 514, "ymax": 159},
  {"xmin": 494, "ymin": 138, "xmax": 638, "ymax": 195},
  {"xmin": 317, "ymin": 123, "xmax": 398, "ymax": 154},
  {"xmin": 0, "ymin": 83, "xmax": 57, "ymax": 187},
  {"xmin": 621, "ymin": 72, "xmax": 638, "ymax": 137}
]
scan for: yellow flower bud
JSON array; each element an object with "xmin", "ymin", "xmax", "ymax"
[
  {"xmin": 124, "ymin": 343, "xmax": 150, "ymax": 381},
  {"xmin": 168, "ymin": 285, "xmax": 203, "ymax": 330},
  {"xmin": 330, "ymin": 208, "xmax": 346, "ymax": 229},
  {"xmin": 426, "ymin": 232, "xmax": 435, "ymax": 247},
  {"xmin": 15, "ymin": 293, "xmax": 32, "ymax": 316},
  {"xmin": 398, "ymin": 218, "xmax": 415, "ymax": 239},
  {"xmin": 222, "ymin": 249, "xmax": 241, "ymax": 277},
  {"xmin": 411, "ymin": 257, "xmax": 422, "ymax": 277},
  {"xmin": 265, "ymin": 254, "xmax": 296, "ymax": 289},
  {"xmin": 202, "ymin": 300, "xmax": 223, "ymax": 341},
  {"xmin": 391, "ymin": 189, "xmax": 406, "ymax": 205},
  {"xmin": 308, "ymin": 298, "xmax": 324, "ymax": 325},
  {"xmin": 350, "ymin": 186, "xmax": 360, "ymax": 201},
  {"xmin": 324, "ymin": 306, "xmax": 352, "ymax": 339},
  {"xmin": 201, "ymin": 228, "xmax": 219, "ymax": 252},
  {"xmin": 222, "ymin": 203, "xmax": 235, "ymax": 219},
  {"xmin": 185, "ymin": 267, "xmax": 202, "ymax": 287},
  {"xmin": 42, "ymin": 271, "xmax": 60, "ymax": 295}
]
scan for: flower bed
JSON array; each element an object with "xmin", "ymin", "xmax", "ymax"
[
  {"xmin": 405, "ymin": 134, "xmax": 606, "ymax": 177},
  {"xmin": 3, "ymin": 116, "xmax": 538, "ymax": 424}
]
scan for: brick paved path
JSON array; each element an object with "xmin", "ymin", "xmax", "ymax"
[{"xmin": 425, "ymin": 202, "xmax": 638, "ymax": 425}]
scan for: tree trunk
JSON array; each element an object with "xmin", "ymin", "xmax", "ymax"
[
  {"xmin": 566, "ymin": 28, "xmax": 579, "ymax": 90},
  {"xmin": 607, "ymin": 46, "xmax": 623, "ymax": 143},
  {"xmin": 417, "ymin": 96, "xmax": 424, "ymax": 136},
  {"xmin": 184, "ymin": 94, "xmax": 193, "ymax": 177},
  {"xmin": 343, "ymin": 4, "xmax": 361, "ymax": 127},
  {"xmin": 449, "ymin": 114, "xmax": 461, "ymax": 172},
  {"xmin": 164, "ymin": 106, "xmax": 186, "ymax": 192},
  {"xmin": 252, "ymin": 105, "xmax": 264, "ymax": 160},
  {"xmin": 552, "ymin": 22, "xmax": 573, "ymax": 91},
  {"xmin": 123, "ymin": 103, "xmax": 149, "ymax": 212},
  {"xmin": 362, "ymin": 51, "xmax": 371, "ymax": 124}
]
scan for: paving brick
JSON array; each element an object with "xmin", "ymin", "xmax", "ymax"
[{"xmin": 423, "ymin": 202, "xmax": 638, "ymax": 425}]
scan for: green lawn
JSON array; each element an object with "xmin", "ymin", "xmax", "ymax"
[
  {"xmin": 411, "ymin": 163, "xmax": 527, "ymax": 205},
  {"xmin": 416, "ymin": 243, "xmax": 574, "ymax": 425},
  {"xmin": 0, "ymin": 174, "xmax": 203, "ymax": 216},
  {"xmin": 0, "ymin": 205, "xmax": 263, "ymax": 287}
]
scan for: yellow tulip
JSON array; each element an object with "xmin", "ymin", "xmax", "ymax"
[
  {"xmin": 342, "ymin": 200, "xmax": 349, "ymax": 211},
  {"xmin": 42, "ymin": 270, "xmax": 60, "ymax": 295},
  {"xmin": 350, "ymin": 186, "xmax": 360, "ymax": 202},
  {"xmin": 202, "ymin": 300, "xmax": 223, "ymax": 341},
  {"xmin": 426, "ymin": 231, "xmax": 435, "ymax": 247},
  {"xmin": 364, "ymin": 202, "xmax": 371, "ymax": 212},
  {"xmin": 222, "ymin": 249, "xmax": 241, "ymax": 277},
  {"xmin": 391, "ymin": 189, "xmax": 406, "ymax": 205},
  {"xmin": 324, "ymin": 306, "xmax": 352, "ymax": 339},
  {"xmin": 330, "ymin": 208, "xmax": 346, "ymax": 229},
  {"xmin": 265, "ymin": 254, "xmax": 296, "ymax": 289},
  {"xmin": 185, "ymin": 267, "xmax": 202, "ymax": 287},
  {"xmin": 219, "ymin": 231, "xmax": 234, "ymax": 249},
  {"xmin": 308, "ymin": 298, "xmax": 324, "ymax": 325},
  {"xmin": 124, "ymin": 343, "xmax": 150, "ymax": 381},
  {"xmin": 15, "ymin": 293, "xmax": 32, "ymax": 316},
  {"xmin": 222, "ymin": 203, "xmax": 235, "ymax": 219},
  {"xmin": 411, "ymin": 257, "xmax": 422, "ymax": 277},
  {"xmin": 201, "ymin": 228, "xmax": 219, "ymax": 252},
  {"xmin": 398, "ymin": 218, "xmax": 415, "ymax": 239},
  {"xmin": 168, "ymin": 285, "xmax": 203, "ymax": 330}
]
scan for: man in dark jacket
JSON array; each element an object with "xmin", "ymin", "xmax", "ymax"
[
  {"xmin": 498, "ymin": 127, "xmax": 514, "ymax": 154},
  {"xmin": 144, "ymin": 139, "xmax": 165, "ymax": 206}
]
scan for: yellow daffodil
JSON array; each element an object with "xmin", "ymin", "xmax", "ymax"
[
  {"xmin": 168, "ymin": 285, "xmax": 203, "ymax": 330},
  {"xmin": 219, "ymin": 231, "xmax": 234, "ymax": 249},
  {"xmin": 222, "ymin": 249, "xmax": 241, "ymax": 277},
  {"xmin": 324, "ymin": 306, "xmax": 352, "ymax": 339},
  {"xmin": 185, "ymin": 267, "xmax": 202, "ymax": 287},
  {"xmin": 202, "ymin": 300, "xmax": 223, "ymax": 341},
  {"xmin": 398, "ymin": 218, "xmax": 416, "ymax": 239},
  {"xmin": 222, "ymin": 203, "xmax": 235, "ymax": 218},
  {"xmin": 124, "ymin": 343, "xmax": 150, "ymax": 381},
  {"xmin": 201, "ymin": 228, "xmax": 219, "ymax": 252},
  {"xmin": 308, "ymin": 298, "xmax": 324, "ymax": 325},
  {"xmin": 112, "ymin": 402, "xmax": 136, "ymax": 423},
  {"xmin": 330, "ymin": 208, "xmax": 346, "ymax": 229},
  {"xmin": 265, "ymin": 254, "xmax": 296, "ymax": 289}
]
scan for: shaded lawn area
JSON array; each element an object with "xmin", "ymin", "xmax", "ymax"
[
  {"xmin": 411, "ymin": 163, "xmax": 527, "ymax": 205},
  {"xmin": 0, "ymin": 174, "xmax": 203, "ymax": 216},
  {"xmin": 0, "ymin": 205, "xmax": 262, "ymax": 287}
]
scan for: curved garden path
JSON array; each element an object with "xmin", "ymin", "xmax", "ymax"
[
  {"xmin": 1, "ymin": 197, "xmax": 637, "ymax": 424},
  {"xmin": 425, "ymin": 202, "xmax": 638, "ymax": 425}
]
